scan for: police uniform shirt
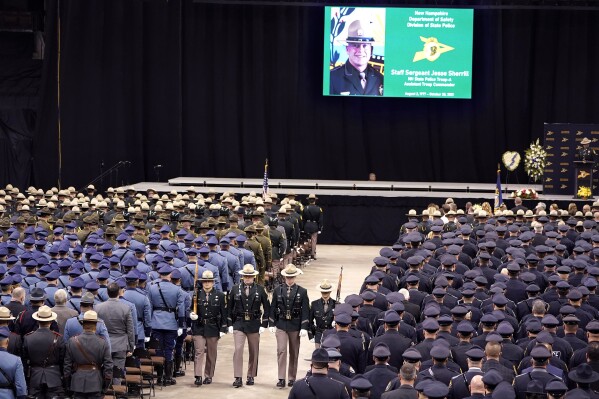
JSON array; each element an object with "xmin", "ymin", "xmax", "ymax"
[
  {"xmin": 364, "ymin": 364, "xmax": 397, "ymax": 399},
  {"xmin": 310, "ymin": 298, "xmax": 336, "ymax": 343},
  {"xmin": 148, "ymin": 279, "xmax": 186, "ymax": 331},
  {"xmin": 330, "ymin": 61, "xmax": 384, "ymax": 96},
  {"xmin": 449, "ymin": 368, "xmax": 484, "ymax": 399},
  {"xmin": 368, "ymin": 330, "xmax": 412, "ymax": 370},
  {"xmin": 23, "ymin": 327, "xmax": 65, "ymax": 390},
  {"xmin": 269, "ymin": 283, "xmax": 310, "ymax": 331},
  {"xmin": 288, "ymin": 373, "xmax": 349, "ymax": 399},
  {"xmin": 0, "ymin": 347, "xmax": 27, "ymax": 398}
]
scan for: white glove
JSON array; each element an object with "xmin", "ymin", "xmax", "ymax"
[
  {"xmin": 144, "ymin": 337, "xmax": 150, "ymax": 343},
  {"xmin": 299, "ymin": 329, "xmax": 307, "ymax": 338},
  {"xmin": 269, "ymin": 327, "xmax": 277, "ymax": 334},
  {"xmin": 317, "ymin": 231, "xmax": 321, "ymax": 235},
  {"xmin": 177, "ymin": 328, "xmax": 183, "ymax": 337},
  {"xmin": 219, "ymin": 332, "xmax": 225, "ymax": 338},
  {"xmin": 259, "ymin": 327, "xmax": 265, "ymax": 334},
  {"xmin": 228, "ymin": 326, "xmax": 234, "ymax": 334},
  {"xmin": 331, "ymin": 321, "xmax": 336, "ymax": 327},
  {"xmin": 189, "ymin": 312, "xmax": 199, "ymax": 321},
  {"xmin": 309, "ymin": 338, "xmax": 315, "ymax": 343}
]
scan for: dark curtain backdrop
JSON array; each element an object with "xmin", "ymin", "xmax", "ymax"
[{"xmin": 22, "ymin": 1, "xmax": 599, "ymax": 190}]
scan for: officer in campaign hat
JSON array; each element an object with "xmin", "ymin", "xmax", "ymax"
[
  {"xmin": 63, "ymin": 310, "xmax": 114, "ymax": 398},
  {"xmin": 309, "ymin": 279, "xmax": 337, "ymax": 347},
  {"xmin": 62, "ymin": 292, "xmax": 111, "ymax": 344},
  {"xmin": 228, "ymin": 264, "xmax": 270, "ymax": 388},
  {"xmin": 23, "ymin": 305, "xmax": 64, "ymax": 398},
  {"xmin": 189, "ymin": 270, "xmax": 228, "ymax": 386},
  {"xmin": 270, "ymin": 264, "xmax": 310, "ymax": 388},
  {"xmin": 14, "ymin": 287, "xmax": 59, "ymax": 337},
  {"xmin": 330, "ymin": 19, "xmax": 384, "ymax": 96}
]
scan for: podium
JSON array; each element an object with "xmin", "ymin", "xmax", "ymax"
[{"xmin": 574, "ymin": 160, "xmax": 595, "ymax": 198}]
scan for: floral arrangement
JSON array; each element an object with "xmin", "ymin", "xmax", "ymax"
[
  {"xmin": 501, "ymin": 151, "xmax": 521, "ymax": 172},
  {"xmin": 577, "ymin": 186, "xmax": 591, "ymax": 199},
  {"xmin": 510, "ymin": 189, "xmax": 539, "ymax": 200},
  {"xmin": 524, "ymin": 139, "xmax": 547, "ymax": 182}
]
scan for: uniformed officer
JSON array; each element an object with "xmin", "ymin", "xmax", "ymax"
[
  {"xmin": 189, "ymin": 270, "xmax": 228, "ymax": 386},
  {"xmin": 329, "ymin": 20, "xmax": 384, "ymax": 96},
  {"xmin": 513, "ymin": 345, "xmax": 562, "ymax": 399},
  {"xmin": 0, "ymin": 326, "xmax": 27, "ymax": 399},
  {"xmin": 448, "ymin": 347, "xmax": 485, "ymax": 399},
  {"xmin": 23, "ymin": 305, "xmax": 65, "ymax": 398},
  {"xmin": 148, "ymin": 264, "xmax": 187, "ymax": 385},
  {"xmin": 302, "ymin": 194, "xmax": 323, "ymax": 259},
  {"xmin": 62, "ymin": 293, "xmax": 111, "ymax": 345},
  {"xmin": 228, "ymin": 264, "xmax": 270, "ymax": 388},
  {"xmin": 309, "ymin": 279, "xmax": 336, "ymax": 347},
  {"xmin": 327, "ymin": 347, "xmax": 352, "ymax": 393},
  {"xmin": 380, "ymin": 363, "xmax": 418, "ymax": 399},
  {"xmin": 270, "ymin": 264, "xmax": 310, "ymax": 388},
  {"xmin": 63, "ymin": 310, "xmax": 113, "ymax": 399},
  {"xmin": 364, "ymin": 343, "xmax": 397, "ymax": 399},
  {"xmin": 122, "ymin": 271, "xmax": 152, "ymax": 348},
  {"xmin": 350, "ymin": 374, "xmax": 374, "ymax": 399},
  {"xmin": 288, "ymin": 348, "xmax": 349, "ymax": 399}
]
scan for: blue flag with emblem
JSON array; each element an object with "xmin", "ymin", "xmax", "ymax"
[
  {"xmin": 262, "ymin": 158, "xmax": 269, "ymax": 200},
  {"xmin": 494, "ymin": 164, "xmax": 503, "ymax": 211}
]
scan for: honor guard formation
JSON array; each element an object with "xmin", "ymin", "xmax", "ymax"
[
  {"xmin": 0, "ymin": 183, "xmax": 323, "ymax": 398},
  {"xmin": 2, "ymin": 184, "xmax": 599, "ymax": 399}
]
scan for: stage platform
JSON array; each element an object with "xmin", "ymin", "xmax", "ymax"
[{"xmin": 122, "ymin": 178, "xmax": 591, "ymax": 245}]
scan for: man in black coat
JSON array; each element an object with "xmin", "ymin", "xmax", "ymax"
[
  {"xmin": 189, "ymin": 270, "xmax": 228, "ymax": 386},
  {"xmin": 448, "ymin": 347, "xmax": 485, "ymax": 399},
  {"xmin": 228, "ymin": 264, "xmax": 270, "ymax": 388},
  {"xmin": 513, "ymin": 346, "xmax": 562, "ymax": 399},
  {"xmin": 309, "ymin": 279, "xmax": 336, "ymax": 347}
]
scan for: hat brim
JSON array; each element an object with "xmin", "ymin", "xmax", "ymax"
[
  {"xmin": 317, "ymin": 286, "xmax": 333, "ymax": 292},
  {"xmin": 198, "ymin": 277, "xmax": 216, "ymax": 281},
  {"xmin": 569, "ymin": 373, "xmax": 599, "ymax": 383},
  {"xmin": 0, "ymin": 316, "xmax": 15, "ymax": 321},
  {"xmin": 281, "ymin": 270, "xmax": 303, "ymax": 277},
  {"xmin": 32, "ymin": 312, "xmax": 57, "ymax": 322},
  {"xmin": 238, "ymin": 270, "xmax": 259, "ymax": 276}
]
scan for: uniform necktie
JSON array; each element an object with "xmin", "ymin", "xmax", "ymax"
[
  {"xmin": 287, "ymin": 285, "xmax": 292, "ymax": 297},
  {"xmin": 245, "ymin": 285, "xmax": 250, "ymax": 296},
  {"xmin": 360, "ymin": 72, "xmax": 366, "ymax": 89},
  {"xmin": 323, "ymin": 300, "xmax": 329, "ymax": 313}
]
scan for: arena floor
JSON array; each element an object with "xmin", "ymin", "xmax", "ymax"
[{"xmin": 157, "ymin": 244, "xmax": 379, "ymax": 399}]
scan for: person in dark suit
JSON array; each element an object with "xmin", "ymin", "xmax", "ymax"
[
  {"xmin": 330, "ymin": 20, "xmax": 384, "ymax": 96},
  {"xmin": 23, "ymin": 305, "xmax": 65, "ymax": 398},
  {"xmin": 63, "ymin": 310, "xmax": 113, "ymax": 399},
  {"xmin": 228, "ymin": 264, "xmax": 270, "ymax": 388},
  {"xmin": 189, "ymin": 270, "xmax": 228, "ymax": 386},
  {"xmin": 0, "ymin": 326, "xmax": 27, "ymax": 399},
  {"xmin": 288, "ymin": 348, "xmax": 349, "ymax": 399},
  {"xmin": 270, "ymin": 264, "xmax": 310, "ymax": 388},
  {"xmin": 380, "ymin": 363, "xmax": 417, "ymax": 399}
]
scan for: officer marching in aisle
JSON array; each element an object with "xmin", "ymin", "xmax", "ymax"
[
  {"xmin": 269, "ymin": 264, "xmax": 310, "ymax": 388},
  {"xmin": 302, "ymin": 194, "xmax": 323, "ymax": 259},
  {"xmin": 189, "ymin": 270, "xmax": 228, "ymax": 386},
  {"xmin": 309, "ymin": 279, "xmax": 336, "ymax": 348},
  {"xmin": 228, "ymin": 264, "xmax": 270, "ymax": 388}
]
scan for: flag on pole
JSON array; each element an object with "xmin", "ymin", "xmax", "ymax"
[
  {"xmin": 262, "ymin": 158, "xmax": 269, "ymax": 200},
  {"xmin": 494, "ymin": 164, "xmax": 503, "ymax": 212}
]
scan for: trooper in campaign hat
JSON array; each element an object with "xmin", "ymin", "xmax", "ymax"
[
  {"xmin": 309, "ymin": 279, "xmax": 337, "ymax": 347},
  {"xmin": 63, "ymin": 310, "xmax": 114, "ymax": 398},
  {"xmin": 188, "ymin": 270, "xmax": 228, "ymax": 386},
  {"xmin": 229, "ymin": 264, "xmax": 270, "ymax": 388},
  {"xmin": 330, "ymin": 18, "xmax": 384, "ymax": 96},
  {"xmin": 270, "ymin": 263, "xmax": 310, "ymax": 388}
]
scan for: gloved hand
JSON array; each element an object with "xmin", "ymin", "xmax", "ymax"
[
  {"xmin": 189, "ymin": 312, "xmax": 199, "ymax": 321},
  {"xmin": 318, "ymin": 231, "xmax": 321, "ymax": 235},
  {"xmin": 144, "ymin": 337, "xmax": 150, "ymax": 343},
  {"xmin": 331, "ymin": 321, "xmax": 336, "ymax": 327},
  {"xmin": 219, "ymin": 332, "xmax": 225, "ymax": 338},
  {"xmin": 259, "ymin": 327, "xmax": 265, "ymax": 334},
  {"xmin": 309, "ymin": 338, "xmax": 315, "ymax": 343},
  {"xmin": 228, "ymin": 326, "xmax": 234, "ymax": 334},
  {"xmin": 269, "ymin": 327, "xmax": 277, "ymax": 334},
  {"xmin": 177, "ymin": 328, "xmax": 183, "ymax": 337},
  {"xmin": 299, "ymin": 329, "xmax": 307, "ymax": 338}
]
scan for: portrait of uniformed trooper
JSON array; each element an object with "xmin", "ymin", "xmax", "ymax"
[{"xmin": 330, "ymin": 19, "xmax": 384, "ymax": 96}]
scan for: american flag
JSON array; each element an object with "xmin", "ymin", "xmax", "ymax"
[{"xmin": 262, "ymin": 158, "xmax": 269, "ymax": 199}]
